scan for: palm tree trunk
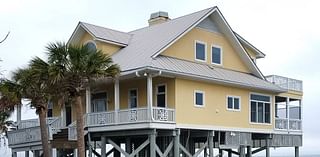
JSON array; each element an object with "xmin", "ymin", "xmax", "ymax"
[
  {"xmin": 75, "ymin": 95, "xmax": 85, "ymax": 157},
  {"xmin": 39, "ymin": 107, "xmax": 51, "ymax": 157}
]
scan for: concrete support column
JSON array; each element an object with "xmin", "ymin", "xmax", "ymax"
[
  {"xmin": 33, "ymin": 150, "xmax": 40, "ymax": 157},
  {"xmin": 12, "ymin": 152, "xmax": 17, "ymax": 157},
  {"xmin": 74, "ymin": 149, "xmax": 78, "ymax": 157},
  {"xmin": 52, "ymin": 148, "xmax": 57, "ymax": 157},
  {"xmin": 114, "ymin": 79, "xmax": 120, "ymax": 123},
  {"xmin": 219, "ymin": 149, "xmax": 223, "ymax": 157},
  {"xmin": 85, "ymin": 87, "xmax": 91, "ymax": 113},
  {"xmin": 246, "ymin": 146, "xmax": 252, "ymax": 157},
  {"xmin": 25, "ymin": 151, "xmax": 29, "ymax": 157},
  {"xmin": 174, "ymin": 129, "xmax": 180, "ymax": 157},
  {"xmin": 114, "ymin": 141, "xmax": 121, "ymax": 157},
  {"xmin": 147, "ymin": 75, "xmax": 153, "ymax": 121},
  {"xmin": 228, "ymin": 150, "xmax": 232, "ymax": 157},
  {"xmin": 239, "ymin": 146, "xmax": 245, "ymax": 157},
  {"xmin": 266, "ymin": 139, "xmax": 270, "ymax": 157},
  {"xmin": 126, "ymin": 138, "xmax": 132, "ymax": 154},
  {"xmin": 101, "ymin": 136, "xmax": 106, "ymax": 157},
  {"xmin": 295, "ymin": 146, "xmax": 299, "ymax": 157},
  {"xmin": 208, "ymin": 131, "xmax": 214, "ymax": 157},
  {"xmin": 149, "ymin": 129, "xmax": 156, "ymax": 157}
]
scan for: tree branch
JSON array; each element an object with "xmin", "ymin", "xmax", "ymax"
[{"xmin": 0, "ymin": 32, "xmax": 10, "ymax": 44}]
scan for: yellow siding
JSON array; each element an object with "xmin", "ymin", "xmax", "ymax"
[
  {"xmin": 175, "ymin": 78, "xmax": 273, "ymax": 130},
  {"xmin": 52, "ymin": 104, "xmax": 61, "ymax": 117},
  {"xmin": 78, "ymin": 32, "xmax": 121, "ymax": 56},
  {"xmin": 162, "ymin": 28, "xmax": 250, "ymax": 73}
]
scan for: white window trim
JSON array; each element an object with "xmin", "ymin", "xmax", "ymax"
[
  {"xmin": 211, "ymin": 44, "xmax": 223, "ymax": 66},
  {"xmin": 194, "ymin": 90, "xmax": 205, "ymax": 107},
  {"xmin": 226, "ymin": 95, "xmax": 241, "ymax": 112},
  {"xmin": 128, "ymin": 88, "xmax": 138, "ymax": 109},
  {"xmin": 249, "ymin": 92, "xmax": 272, "ymax": 125},
  {"xmin": 194, "ymin": 40, "xmax": 207, "ymax": 62},
  {"xmin": 156, "ymin": 84, "xmax": 167, "ymax": 108},
  {"xmin": 91, "ymin": 91, "xmax": 108, "ymax": 112}
]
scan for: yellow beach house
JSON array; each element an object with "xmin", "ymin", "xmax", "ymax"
[{"xmin": 8, "ymin": 6, "xmax": 303, "ymax": 157}]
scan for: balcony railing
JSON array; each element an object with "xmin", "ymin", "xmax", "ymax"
[
  {"xmin": 18, "ymin": 117, "xmax": 59, "ymax": 129},
  {"xmin": 68, "ymin": 107, "xmax": 175, "ymax": 140},
  {"xmin": 8, "ymin": 117, "xmax": 63, "ymax": 146},
  {"xmin": 266, "ymin": 75, "xmax": 303, "ymax": 92},
  {"xmin": 275, "ymin": 118, "xmax": 302, "ymax": 131}
]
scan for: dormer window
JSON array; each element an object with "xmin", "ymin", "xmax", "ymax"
[
  {"xmin": 85, "ymin": 41, "xmax": 97, "ymax": 52},
  {"xmin": 195, "ymin": 41, "xmax": 207, "ymax": 62},
  {"xmin": 211, "ymin": 45, "xmax": 222, "ymax": 65}
]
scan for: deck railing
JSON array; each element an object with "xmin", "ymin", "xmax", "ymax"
[
  {"xmin": 68, "ymin": 107, "xmax": 175, "ymax": 140},
  {"xmin": 18, "ymin": 117, "xmax": 59, "ymax": 129},
  {"xmin": 8, "ymin": 117, "xmax": 63, "ymax": 146},
  {"xmin": 275, "ymin": 118, "xmax": 302, "ymax": 131},
  {"xmin": 266, "ymin": 75, "xmax": 303, "ymax": 92}
]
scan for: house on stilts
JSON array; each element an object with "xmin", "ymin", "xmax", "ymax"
[{"xmin": 7, "ymin": 6, "xmax": 303, "ymax": 157}]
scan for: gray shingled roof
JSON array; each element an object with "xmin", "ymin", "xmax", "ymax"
[{"xmin": 81, "ymin": 22, "xmax": 132, "ymax": 46}]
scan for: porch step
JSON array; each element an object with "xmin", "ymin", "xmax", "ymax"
[{"xmin": 52, "ymin": 128, "xmax": 69, "ymax": 140}]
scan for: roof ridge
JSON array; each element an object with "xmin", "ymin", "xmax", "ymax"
[
  {"xmin": 129, "ymin": 7, "xmax": 215, "ymax": 33},
  {"xmin": 80, "ymin": 21, "xmax": 132, "ymax": 36}
]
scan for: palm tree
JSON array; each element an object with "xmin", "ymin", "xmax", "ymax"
[
  {"xmin": 46, "ymin": 42, "xmax": 120, "ymax": 157},
  {"xmin": 6, "ymin": 57, "xmax": 61, "ymax": 157}
]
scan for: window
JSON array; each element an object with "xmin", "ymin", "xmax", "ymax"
[
  {"xmin": 91, "ymin": 92, "xmax": 107, "ymax": 112},
  {"xmin": 157, "ymin": 85, "xmax": 166, "ymax": 107},
  {"xmin": 250, "ymin": 94, "xmax": 271, "ymax": 124},
  {"xmin": 227, "ymin": 96, "xmax": 240, "ymax": 111},
  {"xmin": 195, "ymin": 41, "xmax": 206, "ymax": 61},
  {"xmin": 47, "ymin": 101, "xmax": 53, "ymax": 117},
  {"xmin": 85, "ymin": 41, "xmax": 97, "ymax": 52},
  {"xmin": 128, "ymin": 89, "xmax": 138, "ymax": 108},
  {"xmin": 194, "ymin": 90, "xmax": 205, "ymax": 107},
  {"xmin": 211, "ymin": 46, "xmax": 222, "ymax": 65}
]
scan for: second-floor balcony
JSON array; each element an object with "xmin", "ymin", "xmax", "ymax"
[
  {"xmin": 68, "ymin": 107, "xmax": 175, "ymax": 140},
  {"xmin": 266, "ymin": 75, "xmax": 303, "ymax": 92}
]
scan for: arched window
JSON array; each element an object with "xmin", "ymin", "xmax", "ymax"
[{"xmin": 84, "ymin": 41, "xmax": 97, "ymax": 52}]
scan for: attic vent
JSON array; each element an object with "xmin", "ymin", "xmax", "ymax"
[{"xmin": 148, "ymin": 11, "xmax": 170, "ymax": 26}]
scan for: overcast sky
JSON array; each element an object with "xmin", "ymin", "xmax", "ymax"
[{"xmin": 1, "ymin": 0, "xmax": 319, "ymax": 156}]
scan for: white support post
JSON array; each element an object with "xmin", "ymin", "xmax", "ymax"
[
  {"xmin": 114, "ymin": 79, "xmax": 120, "ymax": 123},
  {"xmin": 208, "ymin": 131, "xmax": 214, "ymax": 157},
  {"xmin": 16, "ymin": 105, "xmax": 21, "ymax": 125},
  {"xmin": 101, "ymin": 136, "xmax": 106, "ymax": 157},
  {"xmin": 174, "ymin": 129, "xmax": 180, "ymax": 157},
  {"xmin": 52, "ymin": 148, "xmax": 57, "ymax": 157},
  {"xmin": 147, "ymin": 75, "xmax": 153, "ymax": 121},
  {"xmin": 74, "ymin": 149, "xmax": 78, "ymax": 157},
  {"xmin": 25, "ymin": 151, "xmax": 29, "ymax": 157},
  {"xmin": 295, "ymin": 146, "xmax": 299, "ymax": 157},
  {"xmin": 61, "ymin": 104, "xmax": 65, "ymax": 127},
  {"xmin": 86, "ymin": 87, "xmax": 91, "ymax": 113},
  {"xmin": 287, "ymin": 97, "xmax": 290, "ymax": 130}
]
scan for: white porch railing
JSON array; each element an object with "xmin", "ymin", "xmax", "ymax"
[
  {"xmin": 119, "ymin": 108, "xmax": 148, "ymax": 123},
  {"xmin": 8, "ymin": 117, "xmax": 63, "ymax": 146},
  {"xmin": 7, "ymin": 126, "xmax": 42, "ymax": 145},
  {"xmin": 289, "ymin": 119, "xmax": 302, "ymax": 130},
  {"xmin": 152, "ymin": 107, "xmax": 175, "ymax": 122},
  {"xmin": 275, "ymin": 118, "xmax": 288, "ymax": 130},
  {"xmin": 275, "ymin": 118, "xmax": 302, "ymax": 131},
  {"xmin": 18, "ymin": 117, "xmax": 59, "ymax": 129},
  {"xmin": 266, "ymin": 75, "xmax": 303, "ymax": 92},
  {"xmin": 86, "ymin": 111, "xmax": 115, "ymax": 126}
]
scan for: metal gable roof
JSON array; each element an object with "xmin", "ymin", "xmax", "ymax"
[
  {"xmin": 111, "ymin": 7, "xmax": 214, "ymax": 71},
  {"xmin": 149, "ymin": 56, "xmax": 284, "ymax": 92}
]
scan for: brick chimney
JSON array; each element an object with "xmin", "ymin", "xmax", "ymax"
[{"xmin": 148, "ymin": 11, "xmax": 170, "ymax": 26}]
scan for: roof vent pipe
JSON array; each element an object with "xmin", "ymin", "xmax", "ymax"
[{"xmin": 148, "ymin": 11, "xmax": 170, "ymax": 26}]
